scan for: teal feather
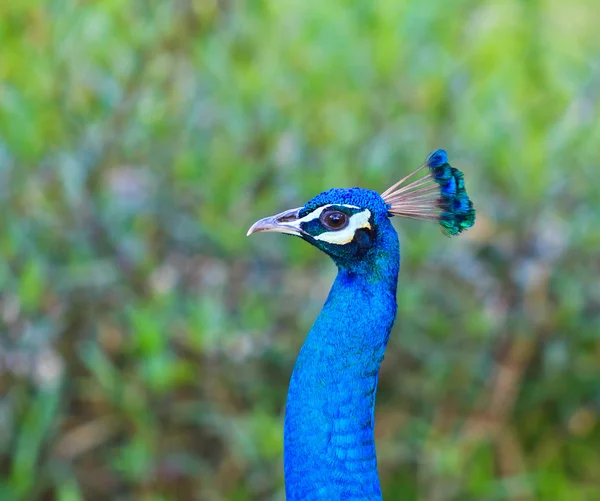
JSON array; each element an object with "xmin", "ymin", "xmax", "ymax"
[
  {"xmin": 382, "ymin": 149, "xmax": 476, "ymax": 236},
  {"xmin": 426, "ymin": 149, "xmax": 476, "ymax": 236}
]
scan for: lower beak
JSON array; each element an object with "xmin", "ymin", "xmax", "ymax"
[{"xmin": 247, "ymin": 207, "xmax": 304, "ymax": 237}]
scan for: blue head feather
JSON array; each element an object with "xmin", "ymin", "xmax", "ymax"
[{"xmin": 296, "ymin": 188, "xmax": 395, "ymax": 276}]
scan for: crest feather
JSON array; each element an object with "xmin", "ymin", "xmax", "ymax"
[{"xmin": 381, "ymin": 149, "xmax": 476, "ymax": 236}]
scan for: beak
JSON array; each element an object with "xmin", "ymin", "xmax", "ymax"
[{"xmin": 247, "ymin": 207, "xmax": 304, "ymax": 237}]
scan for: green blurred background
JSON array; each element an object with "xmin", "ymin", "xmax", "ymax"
[{"xmin": 2, "ymin": 0, "xmax": 600, "ymax": 500}]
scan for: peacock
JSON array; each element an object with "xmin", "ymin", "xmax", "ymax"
[{"xmin": 247, "ymin": 149, "xmax": 475, "ymax": 499}]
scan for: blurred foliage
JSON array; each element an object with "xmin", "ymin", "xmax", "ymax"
[{"xmin": 1, "ymin": 0, "xmax": 600, "ymax": 500}]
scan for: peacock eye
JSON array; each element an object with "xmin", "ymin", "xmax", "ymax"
[{"xmin": 320, "ymin": 210, "xmax": 348, "ymax": 230}]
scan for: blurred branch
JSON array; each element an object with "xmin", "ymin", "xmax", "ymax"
[{"xmin": 53, "ymin": 416, "xmax": 120, "ymax": 460}]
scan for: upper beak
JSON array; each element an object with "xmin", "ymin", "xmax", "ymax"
[{"xmin": 247, "ymin": 207, "xmax": 304, "ymax": 237}]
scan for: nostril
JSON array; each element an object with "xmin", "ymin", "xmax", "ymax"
[{"xmin": 278, "ymin": 213, "xmax": 299, "ymax": 223}]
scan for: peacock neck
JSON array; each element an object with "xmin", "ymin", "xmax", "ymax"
[{"xmin": 284, "ymin": 222, "xmax": 399, "ymax": 500}]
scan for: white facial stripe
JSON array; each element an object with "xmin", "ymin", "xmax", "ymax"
[
  {"xmin": 314, "ymin": 209, "xmax": 372, "ymax": 245},
  {"xmin": 286, "ymin": 204, "xmax": 360, "ymax": 230},
  {"xmin": 296, "ymin": 204, "xmax": 360, "ymax": 224}
]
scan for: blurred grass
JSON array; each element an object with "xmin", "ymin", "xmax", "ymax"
[{"xmin": 1, "ymin": 0, "xmax": 600, "ymax": 500}]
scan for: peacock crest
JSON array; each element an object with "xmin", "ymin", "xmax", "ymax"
[{"xmin": 381, "ymin": 149, "xmax": 476, "ymax": 236}]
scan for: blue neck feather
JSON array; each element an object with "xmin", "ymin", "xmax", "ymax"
[{"xmin": 284, "ymin": 218, "xmax": 399, "ymax": 500}]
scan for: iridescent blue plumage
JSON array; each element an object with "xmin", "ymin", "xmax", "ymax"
[
  {"xmin": 247, "ymin": 151, "xmax": 475, "ymax": 499},
  {"xmin": 284, "ymin": 189, "xmax": 398, "ymax": 499}
]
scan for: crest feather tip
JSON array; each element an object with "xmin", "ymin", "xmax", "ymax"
[{"xmin": 426, "ymin": 149, "xmax": 448, "ymax": 168}]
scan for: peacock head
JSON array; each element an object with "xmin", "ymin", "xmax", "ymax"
[{"xmin": 247, "ymin": 149, "xmax": 475, "ymax": 267}]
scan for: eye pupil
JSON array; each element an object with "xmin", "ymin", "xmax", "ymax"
[
  {"xmin": 328, "ymin": 213, "xmax": 342, "ymax": 225},
  {"xmin": 321, "ymin": 210, "xmax": 348, "ymax": 230}
]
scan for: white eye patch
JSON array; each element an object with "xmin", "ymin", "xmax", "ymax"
[
  {"xmin": 294, "ymin": 204, "xmax": 360, "ymax": 224},
  {"xmin": 314, "ymin": 209, "xmax": 371, "ymax": 245},
  {"xmin": 288, "ymin": 204, "xmax": 372, "ymax": 245}
]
